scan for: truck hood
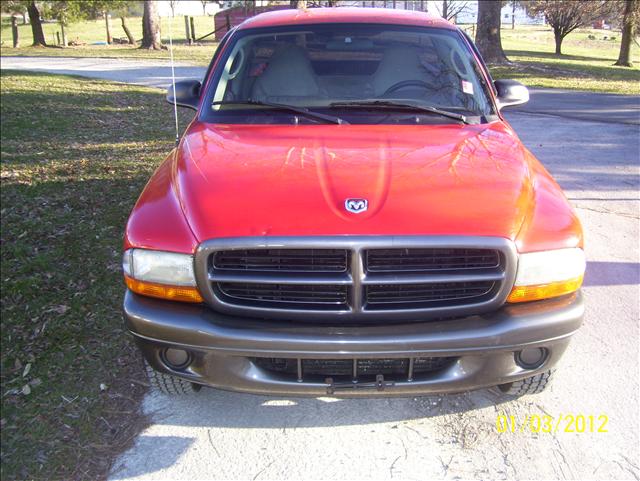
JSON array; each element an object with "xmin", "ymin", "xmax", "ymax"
[{"xmin": 176, "ymin": 122, "xmax": 533, "ymax": 241}]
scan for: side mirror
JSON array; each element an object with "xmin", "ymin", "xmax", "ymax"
[
  {"xmin": 494, "ymin": 79, "xmax": 529, "ymax": 110},
  {"xmin": 166, "ymin": 80, "xmax": 201, "ymax": 110}
]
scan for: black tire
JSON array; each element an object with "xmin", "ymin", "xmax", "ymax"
[
  {"xmin": 144, "ymin": 360, "xmax": 201, "ymax": 395},
  {"xmin": 497, "ymin": 369, "xmax": 555, "ymax": 397}
]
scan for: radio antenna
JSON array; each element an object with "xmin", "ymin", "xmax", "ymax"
[{"xmin": 168, "ymin": 14, "xmax": 180, "ymax": 147}]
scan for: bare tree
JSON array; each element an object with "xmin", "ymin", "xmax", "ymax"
[
  {"xmin": 614, "ymin": 0, "xmax": 639, "ymax": 66},
  {"xmin": 475, "ymin": 0, "xmax": 508, "ymax": 63},
  {"xmin": 432, "ymin": 1, "xmax": 469, "ymax": 22},
  {"xmin": 141, "ymin": 0, "xmax": 163, "ymax": 50},
  {"xmin": 526, "ymin": 0, "xmax": 616, "ymax": 55},
  {"xmin": 200, "ymin": 0, "xmax": 208, "ymax": 15},
  {"xmin": 169, "ymin": 0, "xmax": 177, "ymax": 17}
]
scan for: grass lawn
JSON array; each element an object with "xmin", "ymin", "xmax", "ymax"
[
  {"xmin": 2, "ymin": 16, "xmax": 639, "ymax": 94},
  {"xmin": 0, "ymin": 71, "xmax": 193, "ymax": 480},
  {"xmin": 468, "ymin": 25, "xmax": 640, "ymax": 95},
  {"xmin": 0, "ymin": 15, "xmax": 219, "ymax": 65}
]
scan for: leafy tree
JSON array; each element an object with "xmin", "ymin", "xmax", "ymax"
[
  {"xmin": 0, "ymin": 1, "xmax": 28, "ymax": 24},
  {"xmin": 614, "ymin": 0, "xmax": 640, "ymax": 67},
  {"xmin": 3, "ymin": 1, "xmax": 48, "ymax": 45},
  {"xmin": 475, "ymin": 0, "xmax": 508, "ymax": 63},
  {"xmin": 141, "ymin": 0, "xmax": 163, "ymax": 50},
  {"xmin": 83, "ymin": 0, "xmax": 137, "ymax": 45},
  {"xmin": 49, "ymin": 0, "xmax": 86, "ymax": 46},
  {"xmin": 524, "ymin": 0, "xmax": 616, "ymax": 55}
]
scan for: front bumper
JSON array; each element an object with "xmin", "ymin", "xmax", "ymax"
[{"xmin": 124, "ymin": 290, "xmax": 584, "ymax": 397}]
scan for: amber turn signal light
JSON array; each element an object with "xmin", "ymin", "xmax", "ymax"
[
  {"xmin": 507, "ymin": 275, "xmax": 583, "ymax": 303},
  {"xmin": 125, "ymin": 275, "xmax": 204, "ymax": 303}
]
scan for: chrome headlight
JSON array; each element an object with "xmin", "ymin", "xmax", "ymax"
[
  {"xmin": 508, "ymin": 248, "xmax": 585, "ymax": 303},
  {"xmin": 123, "ymin": 249, "xmax": 202, "ymax": 302}
]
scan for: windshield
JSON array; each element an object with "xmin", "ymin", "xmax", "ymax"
[{"xmin": 201, "ymin": 23, "xmax": 496, "ymax": 125}]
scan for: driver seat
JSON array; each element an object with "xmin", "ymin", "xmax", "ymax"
[{"xmin": 372, "ymin": 47, "xmax": 433, "ymax": 97}]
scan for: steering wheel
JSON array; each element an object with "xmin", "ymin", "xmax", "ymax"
[{"xmin": 383, "ymin": 80, "xmax": 432, "ymax": 96}]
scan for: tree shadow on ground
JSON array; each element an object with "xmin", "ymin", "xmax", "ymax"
[{"xmin": 505, "ymin": 49, "xmax": 617, "ymax": 63}]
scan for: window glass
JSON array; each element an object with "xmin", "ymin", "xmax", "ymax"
[{"xmin": 202, "ymin": 24, "xmax": 496, "ymax": 124}]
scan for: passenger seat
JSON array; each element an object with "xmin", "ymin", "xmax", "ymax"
[{"xmin": 251, "ymin": 45, "xmax": 325, "ymax": 103}]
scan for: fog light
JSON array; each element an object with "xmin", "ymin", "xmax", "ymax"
[
  {"xmin": 515, "ymin": 348, "xmax": 547, "ymax": 369},
  {"xmin": 162, "ymin": 348, "xmax": 191, "ymax": 369}
]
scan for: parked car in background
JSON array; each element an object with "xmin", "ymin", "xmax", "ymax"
[{"xmin": 122, "ymin": 8, "xmax": 584, "ymax": 398}]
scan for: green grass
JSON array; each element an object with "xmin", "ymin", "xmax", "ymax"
[
  {"xmin": 3, "ymin": 17, "xmax": 639, "ymax": 94},
  {"xmin": 479, "ymin": 25, "xmax": 640, "ymax": 95},
  {"xmin": 0, "ymin": 71, "xmax": 193, "ymax": 481},
  {"xmin": 0, "ymin": 15, "xmax": 219, "ymax": 64}
]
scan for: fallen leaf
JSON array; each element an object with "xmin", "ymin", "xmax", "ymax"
[
  {"xmin": 22, "ymin": 384, "xmax": 31, "ymax": 395},
  {"xmin": 47, "ymin": 305, "xmax": 69, "ymax": 315},
  {"xmin": 22, "ymin": 363, "xmax": 31, "ymax": 378}
]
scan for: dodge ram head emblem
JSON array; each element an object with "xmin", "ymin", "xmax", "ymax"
[{"xmin": 345, "ymin": 198, "xmax": 368, "ymax": 213}]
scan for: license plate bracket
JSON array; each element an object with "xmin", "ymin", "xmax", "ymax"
[{"xmin": 324, "ymin": 374, "xmax": 395, "ymax": 395}]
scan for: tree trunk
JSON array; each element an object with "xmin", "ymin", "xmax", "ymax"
[
  {"xmin": 442, "ymin": 0, "xmax": 449, "ymax": 19},
  {"xmin": 27, "ymin": 1, "xmax": 46, "ymax": 46},
  {"xmin": 121, "ymin": 16, "xmax": 136, "ymax": 45},
  {"xmin": 553, "ymin": 27, "xmax": 563, "ymax": 55},
  {"xmin": 105, "ymin": 12, "xmax": 113, "ymax": 44},
  {"xmin": 475, "ymin": 0, "xmax": 507, "ymax": 64},
  {"xmin": 141, "ymin": 0, "xmax": 163, "ymax": 50},
  {"xmin": 614, "ymin": 0, "xmax": 636, "ymax": 67},
  {"xmin": 60, "ymin": 22, "xmax": 67, "ymax": 47}
]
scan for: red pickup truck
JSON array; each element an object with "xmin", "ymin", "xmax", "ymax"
[{"xmin": 123, "ymin": 8, "xmax": 585, "ymax": 397}]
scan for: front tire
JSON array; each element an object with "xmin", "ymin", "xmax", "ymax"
[
  {"xmin": 497, "ymin": 369, "xmax": 555, "ymax": 397},
  {"xmin": 144, "ymin": 360, "xmax": 201, "ymax": 395}
]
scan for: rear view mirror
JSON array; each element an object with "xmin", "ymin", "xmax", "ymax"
[
  {"xmin": 494, "ymin": 79, "xmax": 529, "ymax": 110},
  {"xmin": 166, "ymin": 80, "xmax": 201, "ymax": 110}
]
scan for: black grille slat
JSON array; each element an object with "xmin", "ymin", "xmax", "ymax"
[
  {"xmin": 218, "ymin": 282, "xmax": 348, "ymax": 305},
  {"xmin": 366, "ymin": 248, "xmax": 500, "ymax": 273},
  {"xmin": 251, "ymin": 357, "xmax": 455, "ymax": 381},
  {"xmin": 365, "ymin": 281, "xmax": 494, "ymax": 307},
  {"xmin": 214, "ymin": 249, "xmax": 348, "ymax": 273}
]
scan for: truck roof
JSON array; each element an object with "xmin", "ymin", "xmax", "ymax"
[{"xmin": 237, "ymin": 7, "xmax": 456, "ymax": 31}]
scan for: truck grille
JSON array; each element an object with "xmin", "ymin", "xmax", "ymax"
[{"xmin": 195, "ymin": 236, "xmax": 517, "ymax": 323}]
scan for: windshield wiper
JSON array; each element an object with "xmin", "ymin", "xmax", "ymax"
[
  {"xmin": 329, "ymin": 100, "xmax": 469, "ymax": 124},
  {"xmin": 211, "ymin": 100, "xmax": 349, "ymax": 125}
]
